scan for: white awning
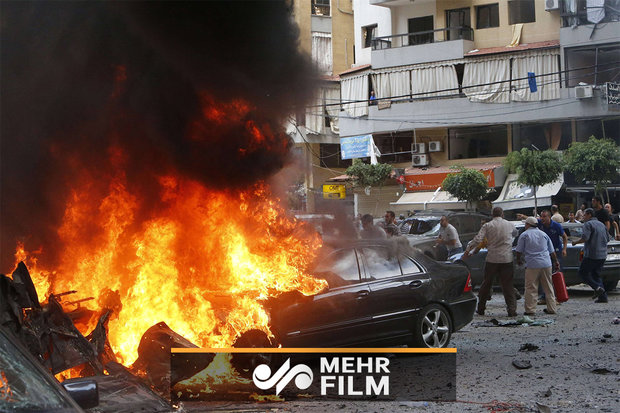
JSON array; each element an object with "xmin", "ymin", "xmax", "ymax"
[
  {"xmin": 391, "ymin": 190, "xmax": 467, "ymax": 210},
  {"xmin": 492, "ymin": 173, "xmax": 563, "ymax": 211}
]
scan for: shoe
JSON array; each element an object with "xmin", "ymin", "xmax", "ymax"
[
  {"xmin": 594, "ymin": 297, "xmax": 608, "ymax": 303},
  {"xmin": 523, "ymin": 312, "xmax": 535, "ymax": 316},
  {"xmin": 476, "ymin": 309, "xmax": 485, "ymax": 316},
  {"xmin": 507, "ymin": 311, "xmax": 517, "ymax": 317},
  {"xmin": 543, "ymin": 309, "xmax": 556, "ymax": 315},
  {"xmin": 593, "ymin": 287, "xmax": 605, "ymax": 299},
  {"xmin": 537, "ymin": 298, "xmax": 546, "ymax": 305}
]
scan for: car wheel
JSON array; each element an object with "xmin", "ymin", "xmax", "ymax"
[
  {"xmin": 412, "ymin": 304, "xmax": 452, "ymax": 348},
  {"xmin": 603, "ymin": 279, "xmax": 618, "ymax": 292},
  {"xmin": 231, "ymin": 329, "xmax": 277, "ymax": 378}
]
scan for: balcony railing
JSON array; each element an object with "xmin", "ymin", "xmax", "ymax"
[{"xmin": 371, "ymin": 26, "xmax": 473, "ymax": 50}]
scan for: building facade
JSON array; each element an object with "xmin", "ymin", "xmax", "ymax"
[
  {"xmin": 287, "ymin": 0, "xmax": 355, "ymax": 213},
  {"xmin": 334, "ymin": 0, "xmax": 620, "ymax": 217}
]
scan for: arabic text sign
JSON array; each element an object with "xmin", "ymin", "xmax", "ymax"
[
  {"xmin": 607, "ymin": 82, "xmax": 620, "ymax": 106},
  {"xmin": 340, "ymin": 134, "xmax": 372, "ymax": 160}
]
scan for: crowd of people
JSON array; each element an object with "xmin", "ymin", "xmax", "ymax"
[{"xmin": 347, "ymin": 196, "xmax": 616, "ymax": 317}]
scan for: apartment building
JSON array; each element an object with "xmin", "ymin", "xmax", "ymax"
[
  {"xmin": 333, "ymin": 0, "xmax": 620, "ymax": 216},
  {"xmin": 287, "ymin": 0, "xmax": 354, "ymax": 213}
]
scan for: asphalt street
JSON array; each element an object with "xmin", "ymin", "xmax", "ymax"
[{"xmin": 179, "ymin": 285, "xmax": 619, "ymax": 413}]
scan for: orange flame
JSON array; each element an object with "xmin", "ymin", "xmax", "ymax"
[{"xmin": 9, "ymin": 97, "xmax": 326, "ymax": 368}]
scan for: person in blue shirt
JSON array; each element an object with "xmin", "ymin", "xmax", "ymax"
[
  {"xmin": 516, "ymin": 217, "xmax": 560, "ymax": 315},
  {"xmin": 518, "ymin": 209, "xmax": 567, "ymax": 304},
  {"xmin": 573, "ymin": 208, "xmax": 610, "ymax": 303}
]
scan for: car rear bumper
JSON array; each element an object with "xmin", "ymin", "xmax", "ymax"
[{"xmin": 448, "ymin": 292, "xmax": 477, "ymax": 331}]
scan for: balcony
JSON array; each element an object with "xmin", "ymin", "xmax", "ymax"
[{"xmin": 370, "ymin": 26, "xmax": 475, "ymax": 69}]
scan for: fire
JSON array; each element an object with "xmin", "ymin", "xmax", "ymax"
[{"xmin": 8, "ymin": 96, "xmax": 327, "ymax": 368}]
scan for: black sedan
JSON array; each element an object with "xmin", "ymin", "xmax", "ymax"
[{"xmin": 234, "ymin": 240, "xmax": 476, "ymax": 354}]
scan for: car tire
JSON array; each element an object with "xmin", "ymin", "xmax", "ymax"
[
  {"xmin": 603, "ymin": 279, "xmax": 618, "ymax": 292},
  {"xmin": 231, "ymin": 329, "xmax": 277, "ymax": 378},
  {"xmin": 412, "ymin": 304, "xmax": 452, "ymax": 348}
]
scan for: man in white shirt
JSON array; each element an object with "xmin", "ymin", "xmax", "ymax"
[
  {"xmin": 463, "ymin": 207, "xmax": 518, "ymax": 317},
  {"xmin": 435, "ymin": 216, "xmax": 463, "ymax": 256},
  {"xmin": 551, "ymin": 205, "xmax": 564, "ymax": 223}
]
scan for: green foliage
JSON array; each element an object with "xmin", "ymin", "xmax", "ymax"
[
  {"xmin": 503, "ymin": 148, "xmax": 563, "ymax": 187},
  {"xmin": 441, "ymin": 166, "xmax": 488, "ymax": 210},
  {"xmin": 564, "ymin": 136, "xmax": 620, "ymax": 196},
  {"xmin": 345, "ymin": 159, "xmax": 393, "ymax": 188}
]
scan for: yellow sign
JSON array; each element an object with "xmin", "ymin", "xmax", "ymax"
[{"xmin": 323, "ymin": 184, "xmax": 346, "ymax": 199}]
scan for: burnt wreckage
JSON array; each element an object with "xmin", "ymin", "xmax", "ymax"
[{"xmin": 0, "ymin": 262, "xmax": 211, "ymax": 411}]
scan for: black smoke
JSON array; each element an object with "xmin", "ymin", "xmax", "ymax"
[{"xmin": 0, "ymin": 1, "xmax": 317, "ymax": 270}]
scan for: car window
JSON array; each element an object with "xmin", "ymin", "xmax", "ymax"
[
  {"xmin": 399, "ymin": 255, "xmax": 423, "ymax": 275},
  {"xmin": 407, "ymin": 219, "xmax": 440, "ymax": 235},
  {"xmin": 448, "ymin": 217, "xmax": 460, "ymax": 232},
  {"xmin": 314, "ymin": 248, "xmax": 361, "ymax": 287},
  {"xmin": 361, "ymin": 247, "xmax": 401, "ymax": 280}
]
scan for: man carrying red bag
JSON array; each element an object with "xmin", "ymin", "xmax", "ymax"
[{"xmin": 516, "ymin": 217, "xmax": 560, "ymax": 316}]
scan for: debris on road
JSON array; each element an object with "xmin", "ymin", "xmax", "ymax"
[
  {"xmin": 519, "ymin": 343, "xmax": 539, "ymax": 352},
  {"xmin": 512, "ymin": 359, "xmax": 532, "ymax": 369}
]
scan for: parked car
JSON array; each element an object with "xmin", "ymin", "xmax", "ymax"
[
  {"xmin": 232, "ymin": 239, "xmax": 476, "ymax": 370},
  {"xmin": 452, "ymin": 221, "xmax": 620, "ymax": 292},
  {"xmin": 398, "ymin": 210, "xmax": 491, "ymax": 260}
]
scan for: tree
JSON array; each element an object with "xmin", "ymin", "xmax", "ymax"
[
  {"xmin": 503, "ymin": 148, "xmax": 563, "ymax": 215},
  {"xmin": 441, "ymin": 166, "xmax": 488, "ymax": 211},
  {"xmin": 564, "ymin": 136, "xmax": 620, "ymax": 203},
  {"xmin": 345, "ymin": 159, "xmax": 393, "ymax": 193}
]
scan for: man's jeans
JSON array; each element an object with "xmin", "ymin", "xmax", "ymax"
[{"xmin": 579, "ymin": 257, "xmax": 607, "ymax": 299}]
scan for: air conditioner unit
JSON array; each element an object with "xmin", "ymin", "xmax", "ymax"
[
  {"xmin": 428, "ymin": 141, "xmax": 443, "ymax": 152},
  {"xmin": 545, "ymin": 0, "xmax": 560, "ymax": 11},
  {"xmin": 412, "ymin": 154, "xmax": 429, "ymax": 167},
  {"xmin": 575, "ymin": 85, "xmax": 593, "ymax": 99},
  {"xmin": 411, "ymin": 142, "xmax": 427, "ymax": 153}
]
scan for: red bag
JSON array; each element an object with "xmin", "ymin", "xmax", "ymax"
[{"xmin": 552, "ymin": 271, "xmax": 569, "ymax": 303}]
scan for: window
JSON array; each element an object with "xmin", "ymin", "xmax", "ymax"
[
  {"xmin": 565, "ymin": 44, "xmax": 620, "ymax": 87},
  {"xmin": 476, "ymin": 3, "xmax": 499, "ymax": 29},
  {"xmin": 362, "ymin": 24, "xmax": 377, "ymax": 49},
  {"xmin": 446, "ymin": 7, "xmax": 472, "ymax": 41},
  {"xmin": 576, "ymin": 118, "xmax": 620, "ymax": 145},
  {"xmin": 408, "ymin": 16, "xmax": 434, "ymax": 45},
  {"xmin": 448, "ymin": 125, "xmax": 508, "ymax": 160},
  {"xmin": 362, "ymin": 247, "xmax": 401, "ymax": 280},
  {"xmin": 320, "ymin": 143, "xmax": 352, "ymax": 168},
  {"xmin": 508, "ymin": 0, "xmax": 535, "ymax": 24},
  {"xmin": 399, "ymin": 255, "xmax": 423, "ymax": 275},
  {"xmin": 314, "ymin": 249, "xmax": 360, "ymax": 286},
  {"xmin": 312, "ymin": 0, "xmax": 330, "ymax": 16},
  {"xmin": 512, "ymin": 122, "xmax": 572, "ymax": 151},
  {"xmin": 374, "ymin": 133, "xmax": 413, "ymax": 164}
]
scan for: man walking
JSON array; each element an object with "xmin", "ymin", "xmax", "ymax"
[
  {"xmin": 435, "ymin": 215, "xmax": 463, "ymax": 256},
  {"xmin": 518, "ymin": 209, "xmax": 567, "ymax": 305},
  {"xmin": 573, "ymin": 208, "xmax": 609, "ymax": 303},
  {"xmin": 463, "ymin": 207, "xmax": 518, "ymax": 317},
  {"xmin": 516, "ymin": 217, "xmax": 560, "ymax": 315}
]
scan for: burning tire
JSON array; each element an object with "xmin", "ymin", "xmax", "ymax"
[
  {"xmin": 412, "ymin": 304, "xmax": 452, "ymax": 348},
  {"xmin": 231, "ymin": 329, "xmax": 277, "ymax": 378}
]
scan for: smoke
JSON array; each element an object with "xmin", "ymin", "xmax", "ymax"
[{"xmin": 0, "ymin": 1, "xmax": 317, "ymax": 270}]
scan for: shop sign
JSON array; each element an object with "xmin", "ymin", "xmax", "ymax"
[{"xmin": 323, "ymin": 184, "xmax": 346, "ymax": 199}]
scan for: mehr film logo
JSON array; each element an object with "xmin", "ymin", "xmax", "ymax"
[
  {"xmin": 171, "ymin": 347, "xmax": 457, "ymax": 401},
  {"xmin": 253, "ymin": 356, "xmax": 390, "ymax": 396}
]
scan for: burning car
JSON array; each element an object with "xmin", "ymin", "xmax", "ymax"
[{"xmin": 231, "ymin": 240, "xmax": 476, "ymax": 374}]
